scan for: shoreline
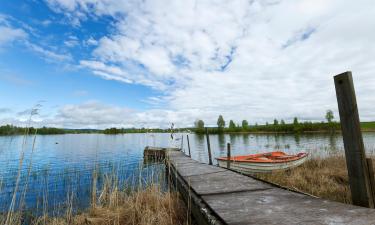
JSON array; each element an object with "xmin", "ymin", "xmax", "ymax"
[{"xmin": 2, "ymin": 129, "xmax": 375, "ymax": 136}]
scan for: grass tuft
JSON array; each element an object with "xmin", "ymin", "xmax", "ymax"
[{"xmin": 254, "ymin": 155, "xmax": 365, "ymax": 204}]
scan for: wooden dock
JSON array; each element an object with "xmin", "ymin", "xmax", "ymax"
[{"xmin": 145, "ymin": 147, "xmax": 375, "ymax": 225}]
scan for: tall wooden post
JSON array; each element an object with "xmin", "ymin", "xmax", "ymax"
[
  {"xmin": 334, "ymin": 71, "xmax": 374, "ymax": 208},
  {"xmin": 187, "ymin": 135, "xmax": 191, "ymax": 157},
  {"xmin": 367, "ymin": 158, "xmax": 375, "ymax": 203},
  {"xmin": 205, "ymin": 128, "xmax": 213, "ymax": 165},
  {"xmin": 181, "ymin": 135, "xmax": 184, "ymax": 153},
  {"xmin": 227, "ymin": 143, "xmax": 231, "ymax": 169}
]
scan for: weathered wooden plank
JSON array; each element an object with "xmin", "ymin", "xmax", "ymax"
[
  {"xmin": 203, "ymin": 188, "xmax": 375, "ymax": 225},
  {"xmin": 334, "ymin": 71, "xmax": 374, "ymax": 208},
  {"xmin": 184, "ymin": 170, "xmax": 272, "ymax": 195},
  {"xmin": 143, "ymin": 146, "xmax": 166, "ymax": 160},
  {"xmin": 168, "ymin": 156, "xmax": 196, "ymax": 165},
  {"xmin": 168, "ymin": 162, "xmax": 225, "ymax": 225},
  {"xmin": 171, "ymin": 162, "xmax": 226, "ymax": 177}
]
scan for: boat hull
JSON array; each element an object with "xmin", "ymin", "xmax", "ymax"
[{"xmin": 217, "ymin": 154, "xmax": 308, "ymax": 174}]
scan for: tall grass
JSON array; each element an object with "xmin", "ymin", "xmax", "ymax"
[
  {"xmin": 254, "ymin": 155, "xmax": 371, "ymax": 204},
  {"xmin": 21, "ymin": 173, "xmax": 187, "ymax": 225}
]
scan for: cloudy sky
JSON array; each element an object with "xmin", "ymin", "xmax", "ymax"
[{"xmin": 0, "ymin": 0, "xmax": 374, "ymax": 129}]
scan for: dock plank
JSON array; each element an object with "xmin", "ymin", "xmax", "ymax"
[
  {"xmin": 186, "ymin": 170, "xmax": 272, "ymax": 195},
  {"xmin": 172, "ymin": 161, "xmax": 227, "ymax": 177},
  {"xmin": 145, "ymin": 147, "xmax": 375, "ymax": 225},
  {"xmin": 203, "ymin": 188, "xmax": 375, "ymax": 225}
]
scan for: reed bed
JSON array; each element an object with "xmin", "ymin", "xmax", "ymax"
[
  {"xmin": 254, "ymin": 155, "xmax": 375, "ymax": 204},
  {"xmin": 0, "ymin": 170, "xmax": 188, "ymax": 225},
  {"xmin": 30, "ymin": 185, "xmax": 186, "ymax": 225}
]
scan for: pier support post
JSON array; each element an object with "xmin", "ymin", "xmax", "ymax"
[
  {"xmin": 205, "ymin": 128, "xmax": 213, "ymax": 165},
  {"xmin": 187, "ymin": 135, "xmax": 191, "ymax": 157},
  {"xmin": 367, "ymin": 158, "xmax": 375, "ymax": 203},
  {"xmin": 181, "ymin": 135, "xmax": 184, "ymax": 153},
  {"xmin": 227, "ymin": 143, "xmax": 231, "ymax": 169},
  {"xmin": 334, "ymin": 71, "xmax": 374, "ymax": 208}
]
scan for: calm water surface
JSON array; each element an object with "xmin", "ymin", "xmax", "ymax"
[{"xmin": 1, "ymin": 132, "xmax": 375, "ymax": 213}]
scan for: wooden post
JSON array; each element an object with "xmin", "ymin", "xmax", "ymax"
[
  {"xmin": 227, "ymin": 143, "xmax": 231, "ymax": 169},
  {"xmin": 205, "ymin": 128, "xmax": 213, "ymax": 165},
  {"xmin": 181, "ymin": 135, "xmax": 184, "ymax": 153},
  {"xmin": 334, "ymin": 71, "xmax": 374, "ymax": 208},
  {"xmin": 367, "ymin": 158, "xmax": 375, "ymax": 203},
  {"xmin": 187, "ymin": 135, "xmax": 191, "ymax": 157}
]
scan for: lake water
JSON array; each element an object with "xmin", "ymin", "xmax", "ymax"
[{"xmin": 1, "ymin": 132, "xmax": 375, "ymax": 214}]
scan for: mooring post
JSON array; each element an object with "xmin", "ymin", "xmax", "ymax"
[
  {"xmin": 187, "ymin": 135, "xmax": 191, "ymax": 157},
  {"xmin": 227, "ymin": 143, "xmax": 231, "ymax": 169},
  {"xmin": 181, "ymin": 135, "xmax": 184, "ymax": 153},
  {"xmin": 205, "ymin": 128, "xmax": 213, "ymax": 165},
  {"xmin": 334, "ymin": 71, "xmax": 374, "ymax": 208},
  {"xmin": 367, "ymin": 158, "xmax": 375, "ymax": 203}
]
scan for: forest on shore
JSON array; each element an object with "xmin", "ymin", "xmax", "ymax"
[
  {"xmin": 193, "ymin": 110, "xmax": 375, "ymax": 134},
  {"xmin": 2, "ymin": 110, "xmax": 375, "ymax": 135}
]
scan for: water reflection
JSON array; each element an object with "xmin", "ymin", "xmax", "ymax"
[
  {"xmin": 294, "ymin": 134, "xmax": 300, "ymax": 146},
  {"xmin": 243, "ymin": 134, "xmax": 250, "ymax": 147},
  {"xmin": 218, "ymin": 133, "xmax": 226, "ymax": 155}
]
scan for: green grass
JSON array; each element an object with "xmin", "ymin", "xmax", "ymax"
[{"xmin": 360, "ymin": 121, "xmax": 375, "ymax": 131}]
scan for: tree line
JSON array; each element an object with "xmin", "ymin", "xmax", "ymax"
[
  {"xmin": 0, "ymin": 125, "xmax": 100, "ymax": 135},
  {"xmin": 0, "ymin": 125, "xmax": 191, "ymax": 135},
  {"xmin": 194, "ymin": 110, "xmax": 340, "ymax": 134},
  {"xmin": 103, "ymin": 127, "xmax": 191, "ymax": 134}
]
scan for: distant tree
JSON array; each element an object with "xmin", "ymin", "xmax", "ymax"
[
  {"xmin": 325, "ymin": 110, "xmax": 334, "ymax": 123},
  {"xmin": 266, "ymin": 122, "xmax": 269, "ymax": 126},
  {"xmin": 229, "ymin": 120, "xmax": 236, "ymax": 129},
  {"xmin": 242, "ymin": 120, "xmax": 249, "ymax": 130},
  {"xmin": 195, "ymin": 119, "xmax": 205, "ymax": 130},
  {"xmin": 281, "ymin": 120, "xmax": 285, "ymax": 125},
  {"xmin": 217, "ymin": 115, "xmax": 225, "ymax": 131},
  {"xmin": 273, "ymin": 119, "xmax": 279, "ymax": 126},
  {"xmin": 293, "ymin": 117, "xmax": 299, "ymax": 125}
]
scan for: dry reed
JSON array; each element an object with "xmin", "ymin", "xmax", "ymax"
[
  {"xmin": 26, "ymin": 185, "xmax": 186, "ymax": 225},
  {"xmin": 1, "ymin": 173, "xmax": 188, "ymax": 225},
  {"xmin": 254, "ymin": 155, "xmax": 375, "ymax": 204}
]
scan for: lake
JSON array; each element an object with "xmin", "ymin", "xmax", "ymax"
[{"xmin": 1, "ymin": 132, "xmax": 375, "ymax": 214}]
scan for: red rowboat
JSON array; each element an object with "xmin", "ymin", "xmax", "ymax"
[{"xmin": 216, "ymin": 151, "xmax": 308, "ymax": 173}]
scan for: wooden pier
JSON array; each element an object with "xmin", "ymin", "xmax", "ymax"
[{"xmin": 145, "ymin": 147, "xmax": 375, "ymax": 225}]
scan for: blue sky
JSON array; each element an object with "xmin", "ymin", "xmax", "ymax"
[
  {"xmin": 1, "ymin": 0, "xmax": 375, "ymax": 128},
  {"xmin": 0, "ymin": 0, "xmax": 161, "ymax": 127}
]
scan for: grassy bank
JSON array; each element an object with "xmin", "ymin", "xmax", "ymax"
[{"xmin": 254, "ymin": 155, "xmax": 375, "ymax": 204}]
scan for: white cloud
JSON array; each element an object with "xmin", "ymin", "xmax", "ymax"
[
  {"xmin": 26, "ymin": 42, "xmax": 72, "ymax": 62},
  {"xmin": 64, "ymin": 35, "xmax": 79, "ymax": 47},
  {"xmin": 41, "ymin": 0, "xmax": 375, "ymax": 127},
  {"xmin": 84, "ymin": 37, "xmax": 98, "ymax": 46},
  {"xmin": 41, "ymin": 19, "xmax": 52, "ymax": 26},
  {"xmin": 0, "ymin": 26, "xmax": 27, "ymax": 46},
  {"xmin": 52, "ymin": 101, "xmax": 137, "ymax": 128}
]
